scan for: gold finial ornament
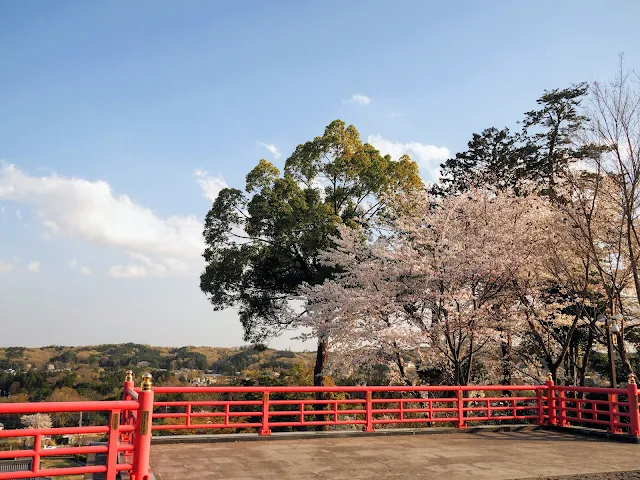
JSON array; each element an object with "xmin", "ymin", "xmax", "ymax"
[
  {"xmin": 629, "ymin": 373, "xmax": 637, "ymax": 385},
  {"xmin": 546, "ymin": 372, "xmax": 553, "ymax": 382},
  {"xmin": 141, "ymin": 373, "xmax": 153, "ymax": 391},
  {"xmin": 125, "ymin": 370, "xmax": 133, "ymax": 382}
]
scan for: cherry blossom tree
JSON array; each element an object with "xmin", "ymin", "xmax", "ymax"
[
  {"xmin": 20, "ymin": 413, "xmax": 53, "ymax": 430},
  {"xmin": 298, "ymin": 225, "xmax": 425, "ymax": 385},
  {"xmin": 301, "ymin": 189, "xmax": 556, "ymax": 386}
]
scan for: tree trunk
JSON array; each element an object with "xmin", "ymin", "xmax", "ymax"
[
  {"xmin": 499, "ymin": 332, "xmax": 512, "ymax": 385},
  {"xmin": 314, "ymin": 336, "xmax": 329, "ymax": 431},
  {"xmin": 577, "ymin": 324, "xmax": 595, "ymax": 387},
  {"xmin": 615, "ymin": 333, "xmax": 633, "ymax": 378}
]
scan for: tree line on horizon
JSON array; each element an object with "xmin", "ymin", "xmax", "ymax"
[{"xmin": 201, "ymin": 58, "xmax": 640, "ymax": 389}]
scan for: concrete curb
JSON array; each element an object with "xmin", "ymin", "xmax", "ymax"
[{"xmin": 151, "ymin": 424, "xmax": 542, "ymax": 445}]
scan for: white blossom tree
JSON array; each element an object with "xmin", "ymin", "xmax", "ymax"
[
  {"xmin": 21, "ymin": 413, "xmax": 53, "ymax": 430},
  {"xmin": 300, "ymin": 189, "xmax": 556, "ymax": 385}
]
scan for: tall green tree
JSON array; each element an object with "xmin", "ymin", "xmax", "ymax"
[
  {"xmin": 436, "ymin": 127, "xmax": 529, "ymax": 196},
  {"xmin": 521, "ymin": 82, "xmax": 592, "ymax": 198},
  {"xmin": 200, "ymin": 120, "xmax": 423, "ymax": 387},
  {"xmin": 436, "ymin": 84, "xmax": 593, "ymax": 198}
]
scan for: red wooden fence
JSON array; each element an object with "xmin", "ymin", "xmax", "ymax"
[
  {"xmin": 0, "ymin": 372, "xmax": 154, "ymax": 480},
  {"xmin": 147, "ymin": 375, "xmax": 640, "ymax": 437},
  {"xmin": 0, "ymin": 372, "xmax": 638, "ymax": 479}
]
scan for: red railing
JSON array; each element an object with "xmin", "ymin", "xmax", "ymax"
[
  {"xmin": 1, "ymin": 373, "xmax": 638, "ymax": 479},
  {"xmin": 544, "ymin": 379, "xmax": 640, "ymax": 435},
  {"xmin": 150, "ymin": 384, "xmax": 545, "ymax": 434},
  {"xmin": 0, "ymin": 372, "xmax": 155, "ymax": 480},
  {"xmin": 146, "ymin": 376, "xmax": 640, "ymax": 437},
  {"xmin": 0, "ymin": 400, "xmax": 136, "ymax": 479}
]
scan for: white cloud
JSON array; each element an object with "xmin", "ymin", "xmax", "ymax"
[
  {"xmin": 0, "ymin": 205, "xmax": 5, "ymax": 220},
  {"xmin": 15, "ymin": 209, "xmax": 22, "ymax": 220},
  {"xmin": 367, "ymin": 134, "xmax": 451, "ymax": 182},
  {"xmin": 0, "ymin": 164, "xmax": 205, "ymax": 277},
  {"xmin": 259, "ymin": 142, "xmax": 280, "ymax": 159},
  {"xmin": 108, "ymin": 264, "xmax": 148, "ymax": 279},
  {"xmin": 195, "ymin": 170, "xmax": 227, "ymax": 203},
  {"xmin": 390, "ymin": 112, "xmax": 404, "ymax": 118},
  {"xmin": 350, "ymin": 94, "xmax": 372, "ymax": 105},
  {"xmin": 70, "ymin": 258, "xmax": 91, "ymax": 275},
  {"xmin": 28, "ymin": 261, "xmax": 40, "ymax": 273},
  {"xmin": 0, "ymin": 260, "xmax": 14, "ymax": 272}
]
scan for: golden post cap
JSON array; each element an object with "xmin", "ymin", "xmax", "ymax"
[
  {"xmin": 141, "ymin": 373, "xmax": 153, "ymax": 391},
  {"xmin": 125, "ymin": 370, "xmax": 133, "ymax": 382},
  {"xmin": 546, "ymin": 372, "xmax": 553, "ymax": 382},
  {"xmin": 629, "ymin": 373, "xmax": 637, "ymax": 385}
]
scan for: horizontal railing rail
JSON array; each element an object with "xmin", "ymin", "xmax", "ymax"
[{"xmin": 146, "ymin": 384, "xmax": 547, "ymax": 393}]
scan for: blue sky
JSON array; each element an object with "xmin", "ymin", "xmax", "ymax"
[{"xmin": 1, "ymin": 0, "xmax": 639, "ymax": 348}]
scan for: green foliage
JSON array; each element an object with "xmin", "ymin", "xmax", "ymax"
[
  {"xmin": 172, "ymin": 347, "xmax": 208, "ymax": 370},
  {"xmin": 0, "ymin": 344, "xmax": 315, "ymax": 403},
  {"xmin": 200, "ymin": 119, "xmax": 424, "ymax": 344},
  {"xmin": 437, "ymin": 83, "xmax": 596, "ymax": 198},
  {"xmin": 436, "ymin": 127, "xmax": 529, "ymax": 196},
  {"xmin": 5, "ymin": 347, "xmax": 25, "ymax": 359},
  {"xmin": 210, "ymin": 346, "xmax": 311, "ymax": 375},
  {"xmin": 521, "ymin": 82, "xmax": 595, "ymax": 197}
]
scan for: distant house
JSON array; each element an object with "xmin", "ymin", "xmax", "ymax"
[
  {"xmin": 136, "ymin": 361, "xmax": 151, "ymax": 368},
  {"xmin": 3, "ymin": 369, "xmax": 16, "ymax": 375},
  {"xmin": 0, "ymin": 458, "xmax": 51, "ymax": 479},
  {"xmin": 46, "ymin": 364, "xmax": 55, "ymax": 372}
]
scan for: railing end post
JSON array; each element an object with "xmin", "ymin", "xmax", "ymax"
[
  {"xmin": 132, "ymin": 373, "xmax": 154, "ymax": 480},
  {"xmin": 545, "ymin": 373, "xmax": 556, "ymax": 426},
  {"xmin": 628, "ymin": 374, "xmax": 639, "ymax": 436}
]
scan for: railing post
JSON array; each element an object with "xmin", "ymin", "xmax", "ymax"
[
  {"xmin": 123, "ymin": 370, "xmax": 135, "ymax": 443},
  {"xmin": 363, "ymin": 389, "xmax": 374, "ymax": 432},
  {"xmin": 132, "ymin": 373, "xmax": 154, "ymax": 480},
  {"xmin": 628, "ymin": 374, "xmax": 640, "ymax": 437},
  {"xmin": 546, "ymin": 373, "xmax": 556, "ymax": 426},
  {"xmin": 536, "ymin": 388, "xmax": 544, "ymax": 425},
  {"xmin": 457, "ymin": 387, "xmax": 466, "ymax": 428},
  {"xmin": 106, "ymin": 409, "xmax": 121, "ymax": 480},
  {"xmin": 608, "ymin": 392, "xmax": 618, "ymax": 433},
  {"xmin": 33, "ymin": 433, "xmax": 41, "ymax": 475},
  {"xmin": 259, "ymin": 390, "xmax": 271, "ymax": 436},
  {"xmin": 558, "ymin": 390, "xmax": 567, "ymax": 427},
  {"xmin": 123, "ymin": 370, "xmax": 135, "ymax": 401}
]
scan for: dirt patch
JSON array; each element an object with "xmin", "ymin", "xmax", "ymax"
[{"xmin": 530, "ymin": 472, "xmax": 640, "ymax": 480}]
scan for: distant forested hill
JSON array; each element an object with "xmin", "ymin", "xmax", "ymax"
[
  {"xmin": 0, "ymin": 344, "xmax": 315, "ymax": 402},
  {"xmin": 0, "ymin": 343, "xmax": 312, "ymax": 372}
]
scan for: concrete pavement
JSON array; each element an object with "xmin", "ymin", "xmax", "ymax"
[{"xmin": 149, "ymin": 430, "xmax": 640, "ymax": 479}]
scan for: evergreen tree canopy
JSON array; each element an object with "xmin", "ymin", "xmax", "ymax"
[{"xmin": 200, "ymin": 120, "xmax": 424, "ymax": 348}]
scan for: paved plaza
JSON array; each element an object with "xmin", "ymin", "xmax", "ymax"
[{"xmin": 150, "ymin": 430, "xmax": 640, "ymax": 479}]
